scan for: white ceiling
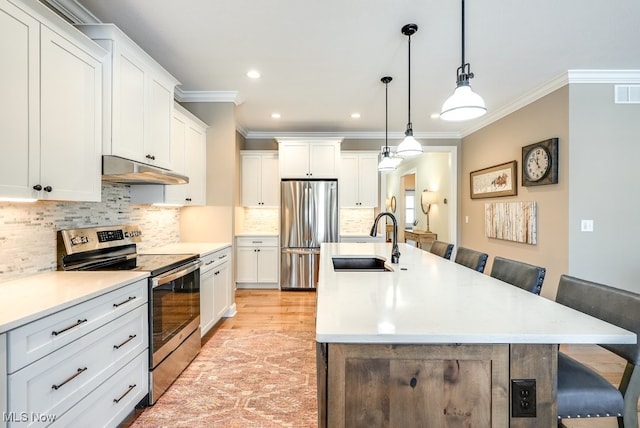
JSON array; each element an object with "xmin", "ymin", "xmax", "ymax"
[{"xmin": 72, "ymin": 0, "xmax": 640, "ymax": 139}]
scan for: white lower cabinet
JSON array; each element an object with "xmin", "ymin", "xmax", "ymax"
[
  {"xmin": 50, "ymin": 352, "xmax": 147, "ymax": 428},
  {"xmin": 212, "ymin": 260, "xmax": 232, "ymax": 323},
  {"xmin": 5, "ymin": 279, "xmax": 148, "ymax": 428},
  {"xmin": 236, "ymin": 236, "xmax": 279, "ymax": 289},
  {"xmin": 199, "ymin": 247, "xmax": 232, "ymax": 337}
]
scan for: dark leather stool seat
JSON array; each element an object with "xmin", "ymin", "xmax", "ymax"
[
  {"xmin": 489, "ymin": 256, "xmax": 545, "ymax": 295},
  {"xmin": 555, "ymin": 274, "xmax": 640, "ymax": 427},
  {"xmin": 429, "ymin": 240, "xmax": 454, "ymax": 260},
  {"xmin": 558, "ymin": 352, "xmax": 624, "ymax": 419},
  {"xmin": 454, "ymin": 247, "xmax": 488, "ymax": 273}
]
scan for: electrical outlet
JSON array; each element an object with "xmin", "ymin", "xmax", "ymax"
[{"xmin": 511, "ymin": 379, "xmax": 536, "ymax": 418}]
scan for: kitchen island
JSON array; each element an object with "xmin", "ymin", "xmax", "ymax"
[{"xmin": 315, "ymin": 242, "xmax": 636, "ymax": 427}]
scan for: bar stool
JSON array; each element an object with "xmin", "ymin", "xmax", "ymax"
[
  {"xmin": 555, "ymin": 274, "xmax": 640, "ymax": 427},
  {"xmin": 429, "ymin": 241, "xmax": 454, "ymax": 260},
  {"xmin": 454, "ymin": 247, "xmax": 489, "ymax": 273},
  {"xmin": 489, "ymin": 256, "xmax": 545, "ymax": 295}
]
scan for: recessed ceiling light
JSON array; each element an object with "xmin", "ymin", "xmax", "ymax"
[
  {"xmin": 351, "ymin": 113, "xmax": 361, "ymax": 119},
  {"xmin": 271, "ymin": 113, "xmax": 281, "ymax": 119},
  {"xmin": 246, "ymin": 70, "xmax": 261, "ymax": 79},
  {"xmin": 430, "ymin": 113, "xmax": 440, "ymax": 119}
]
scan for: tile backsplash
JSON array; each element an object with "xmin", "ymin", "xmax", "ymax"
[
  {"xmin": 238, "ymin": 208, "xmax": 279, "ymax": 234},
  {"xmin": 0, "ymin": 184, "xmax": 180, "ymax": 283},
  {"xmin": 340, "ymin": 208, "xmax": 377, "ymax": 235}
]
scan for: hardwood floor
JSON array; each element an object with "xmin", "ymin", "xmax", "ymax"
[
  {"xmin": 128, "ymin": 289, "xmax": 635, "ymax": 427},
  {"xmin": 210, "ymin": 289, "xmax": 317, "ymax": 333}
]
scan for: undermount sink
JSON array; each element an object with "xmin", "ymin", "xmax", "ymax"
[{"xmin": 332, "ymin": 256, "xmax": 393, "ymax": 272}]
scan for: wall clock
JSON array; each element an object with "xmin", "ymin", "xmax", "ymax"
[{"xmin": 522, "ymin": 138, "xmax": 558, "ymax": 186}]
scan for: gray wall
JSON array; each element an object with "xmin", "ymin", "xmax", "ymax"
[{"xmin": 568, "ymin": 83, "xmax": 640, "ymax": 292}]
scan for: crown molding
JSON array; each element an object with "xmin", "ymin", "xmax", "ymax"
[
  {"xmin": 174, "ymin": 88, "xmax": 242, "ymax": 105},
  {"xmin": 244, "ymin": 131, "xmax": 461, "ymax": 140},
  {"xmin": 460, "ymin": 71, "xmax": 569, "ymax": 137},
  {"xmin": 567, "ymin": 69, "xmax": 640, "ymax": 83},
  {"xmin": 460, "ymin": 69, "xmax": 640, "ymax": 137},
  {"xmin": 40, "ymin": 0, "xmax": 100, "ymax": 23}
]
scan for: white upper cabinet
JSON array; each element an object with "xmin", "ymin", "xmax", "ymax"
[
  {"xmin": 0, "ymin": 0, "xmax": 104, "ymax": 202},
  {"xmin": 241, "ymin": 151, "xmax": 279, "ymax": 207},
  {"xmin": 165, "ymin": 103, "xmax": 207, "ymax": 205},
  {"xmin": 277, "ymin": 139, "xmax": 341, "ymax": 178},
  {"xmin": 76, "ymin": 24, "xmax": 180, "ymax": 170},
  {"xmin": 339, "ymin": 152, "xmax": 379, "ymax": 208}
]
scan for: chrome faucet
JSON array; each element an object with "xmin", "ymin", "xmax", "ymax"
[{"xmin": 370, "ymin": 212, "xmax": 400, "ymax": 264}]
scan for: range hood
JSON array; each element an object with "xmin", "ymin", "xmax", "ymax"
[{"xmin": 102, "ymin": 155, "xmax": 189, "ymax": 185}]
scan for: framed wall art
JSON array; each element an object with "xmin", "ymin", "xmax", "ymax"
[
  {"xmin": 485, "ymin": 201, "xmax": 537, "ymax": 244},
  {"xmin": 470, "ymin": 161, "xmax": 518, "ymax": 199}
]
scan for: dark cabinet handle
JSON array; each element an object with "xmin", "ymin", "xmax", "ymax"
[
  {"xmin": 43, "ymin": 186, "xmax": 52, "ymax": 192},
  {"xmin": 145, "ymin": 154, "xmax": 156, "ymax": 160},
  {"xmin": 52, "ymin": 319, "xmax": 87, "ymax": 336},
  {"xmin": 113, "ymin": 334, "xmax": 137, "ymax": 350},
  {"xmin": 113, "ymin": 296, "xmax": 136, "ymax": 308},
  {"xmin": 186, "ymin": 198, "xmax": 192, "ymax": 202},
  {"xmin": 214, "ymin": 271, "xmax": 220, "ymax": 275},
  {"xmin": 113, "ymin": 384, "xmax": 137, "ymax": 404},
  {"xmin": 33, "ymin": 184, "xmax": 42, "ymax": 191},
  {"xmin": 52, "ymin": 367, "xmax": 87, "ymax": 390}
]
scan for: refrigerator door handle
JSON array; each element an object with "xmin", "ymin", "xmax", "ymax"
[{"xmin": 281, "ymin": 248, "xmax": 320, "ymax": 255}]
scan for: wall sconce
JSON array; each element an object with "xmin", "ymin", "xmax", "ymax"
[{"xmin": 420, "ymin": 190, "xmax": 438, "ymax": 232}]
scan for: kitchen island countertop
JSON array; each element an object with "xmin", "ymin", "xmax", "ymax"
[
  {"xmin": 0, "ymin": 271, "xmax": 149, "ymax": 333},
  {"xmin": 316, "ymin": 242, "xmax": 636, "ymax": 345}
]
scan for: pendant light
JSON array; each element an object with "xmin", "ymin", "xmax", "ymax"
[
  {"xmin": 397, "ymin": 23, "xmax": 423, "ymax": 158},
  {"xmin": 378, "ymin": 76, "xmax": 398, "ymax": 171},
  {"xmin": 440, "ymin": 0, "xmax": 487, "ymax": 121}
]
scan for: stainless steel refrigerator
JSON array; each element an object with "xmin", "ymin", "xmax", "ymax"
[{"xmin": 280, "ymin": 179, "xmax": 338, "ymax": 290}]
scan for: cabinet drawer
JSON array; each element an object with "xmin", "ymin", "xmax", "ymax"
[
  {"xmin": 7, "ymin": 279, "xmax": 147, "ymax": 373},
  {"xmin": 200, "ymin": 247, "xmax": 231, "ymax": 273},
  {"xmin": 236, "ymin": 236, "xmax": 278, "ymax": 247},
  {"xmin": 8, "ymin": 305, "xmax": 148, "ymax": 427},
  {"xmin": 50, "ymin": 351, "xmax": 148, "ymax": 428}
]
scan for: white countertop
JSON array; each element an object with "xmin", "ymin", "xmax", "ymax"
[
  {"xmin": 234, "ymin": 232, "xmax": 278, "ymax": 237},
  {"xmin": 316, "ymin": 242, "xmax": 637, "ymax": 345},
  {"xmin": 0, "ymin": 271, "xmax": 149, "ymax": 333},
  {"xmin": 142, "ymin": 242, "xmax": 231, "ymax": 257}
]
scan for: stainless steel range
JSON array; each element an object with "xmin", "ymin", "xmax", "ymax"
[{"xmin": 57, "ymin": 225, "xmax": 201, "ymax": 405}]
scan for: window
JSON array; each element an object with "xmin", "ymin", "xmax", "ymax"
[{"xmin": 405, "ymin": 189, "xmax": 415, "ymax": 228}]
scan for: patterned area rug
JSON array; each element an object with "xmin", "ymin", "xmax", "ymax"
[{"xmin": 131, "ymin": 330, "xmax": 318, "ymax": 427}]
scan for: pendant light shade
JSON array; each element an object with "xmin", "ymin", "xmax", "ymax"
[
  {"xmin": 378, "ymin": 149, "xmax": 397, "ymax": 172},
  {"xmin": 378, "ymin": 76, "xmax": 398, "ymax": 172},
  {"xmin": 440, "ymin": 0, "xmax": 487, "ymax": 122},
  {"xmin": 397, "ymin": 24, "xmax": 423, "ymax": 158}
]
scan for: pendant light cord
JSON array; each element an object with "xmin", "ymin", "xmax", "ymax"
[
  {"xmin": 385, "ymin": 80, "xmax": 389, "ymax": 150},
  {"xmin": 407, "ymin": 33, "xmax": 412, "ymax": 129},
  {"xmin": 461, "ymin": 0, "xmax": 465, "ymax": 67}
]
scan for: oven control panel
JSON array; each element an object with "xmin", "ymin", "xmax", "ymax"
[{"xmin": 58, "ymin": 225, "xmax": 143, "ymax": 255}]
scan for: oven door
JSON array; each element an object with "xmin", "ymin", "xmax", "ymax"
[{"xmin": 150, "ymin": 260, "xmax": 201, "ymax": 367}]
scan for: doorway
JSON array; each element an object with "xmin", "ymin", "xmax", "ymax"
[
  {"xmin": 401, "ymin": 172, "xmax": 416, "ymax": 232},
  {"xmin": 380, "ymin": 146, "xmax": 458, "ymax": 247}
]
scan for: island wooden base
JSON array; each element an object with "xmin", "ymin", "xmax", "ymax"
[{"xmin": 316, "ymin": 343, "xmax": 556, "ymax": 427}]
